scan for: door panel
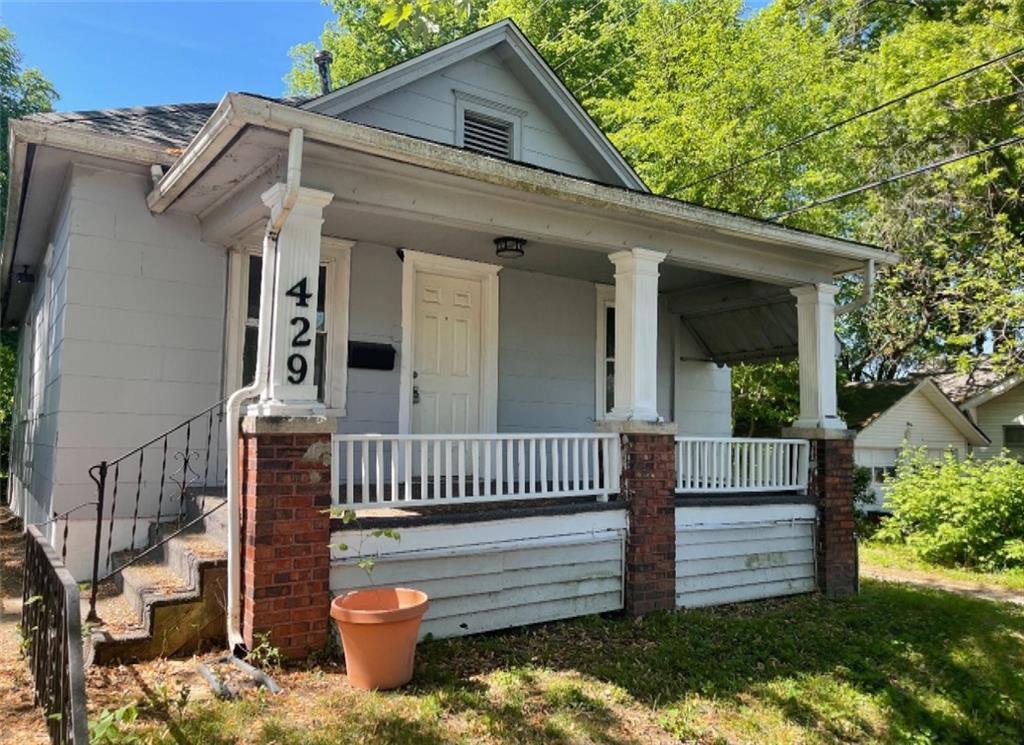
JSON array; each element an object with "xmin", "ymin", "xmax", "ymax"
[{"xmin": 413, "ymin": 271, "xmax": 483, "ymax": 434}]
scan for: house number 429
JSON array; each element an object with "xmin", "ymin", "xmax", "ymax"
[{"xmin": 285, "ymin": 277, "xmax": 313, "ymax": 384}]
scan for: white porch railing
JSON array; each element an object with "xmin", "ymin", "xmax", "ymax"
[
  {"xmin": 332, "ymin": 433, "xmax": 620, "ymax": 510},
  {"xmin": 676, "ymin": 437, "xmax": 810, "ymax": 494}
]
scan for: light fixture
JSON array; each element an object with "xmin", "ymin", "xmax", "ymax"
[
  {"xmin": 15, "ymin": 265, "xmax": 34, "ymax": 284},
  {"xmin": 494, "ymin": 236, "xmax": 526, "ymax": 258}
]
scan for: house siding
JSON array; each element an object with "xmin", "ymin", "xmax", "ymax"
[
  {"xmin": 340, "ymin": 49, "xmax": 604, "ymax": 181},
  {"xmin": 9, "ymin": 182, "xmax": 72, "ymax": 528},
  {"xmin": 673, "ymin": 325, "xmax": 732, "ymax": 436},
  {"xmin": 9, "ymin": 165, "xmax": 228, "ymax": 578},
  {"xmin": 855, "ymin": 388, "xmax": 968, "ymax": 451},
  {"xmin": 970, "ymin": 384, "xmax": 1024, "ymax": 458}
]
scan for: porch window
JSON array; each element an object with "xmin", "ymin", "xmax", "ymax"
[
  {"xmin": 231, "ymin": 239, "xmax": 351, "ymax": 412},
  {"xmin": 595, "ymin": 285, "xmax": 616, "ymax": 419}
]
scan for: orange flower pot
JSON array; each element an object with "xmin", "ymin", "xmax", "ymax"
[{"xmin": 330, "ymin": 587, "xmax": 430, "ymax": 690}]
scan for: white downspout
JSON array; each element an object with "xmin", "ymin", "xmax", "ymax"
[
  {"xmin": 225, "ymin": 127, "xmax": 304, "ymax": 654},
  {"xmin": 836, "ymin": 259, "xmax": 875, "ymax": 316}
]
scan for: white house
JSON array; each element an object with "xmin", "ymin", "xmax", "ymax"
[
  {"xmin": 840, "ymin": 378, "xmax": 989, "ymax": 509},
  {"xmin": 3, "ymin": 22, "xmax": 895, "ymax": 659},
  {"xmin": 934, "ymin": 367, "xmax": 1024, "ymax": 460}
]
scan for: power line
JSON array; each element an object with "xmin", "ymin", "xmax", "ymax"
[
  {"xmin": 537, "ymin": 0, "xmax": 608, "ymax": 51},
  {"xmin": 769, "ymin": 134, "xmax": 1024, "ymax": 219},
  {"xmin": 553, "ymin": 3, "xmax": 647, "ymax": 74},
  {"xmin": 680, "ymin": 46, "xmax": 1024, "ymax": 190}
]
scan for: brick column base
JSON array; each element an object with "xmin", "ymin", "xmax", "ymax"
[
  {"xmin": 240, "ymin": 415, "xmax": 333, "ymax": 659},
  {"xmin": 804, "ymin": 433, "xmax": 858, "ymax": 598},
  {"xmin": 600, "ymin": 422, "xmax": 677, "ymax": 616}
]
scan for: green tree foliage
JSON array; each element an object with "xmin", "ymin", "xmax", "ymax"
[
  {"xmin": 731, "ymin": 360, "xmax": 800, "ymax": 436},
  {"xmin": 288, "ymin": 1, "xmax": 1024, "ymax": 408},
  {"xmin": 878, "ymin": 447, "xmax": 1024, "ymax": 570},
  {"xmin": 1, "ymin": 26, "xmax": 57, "ymax": 235}
]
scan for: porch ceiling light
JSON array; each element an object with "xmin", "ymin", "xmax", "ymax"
[{"xmin": 494, "ymin": 235, "xmax": 526, "ymax": 258}]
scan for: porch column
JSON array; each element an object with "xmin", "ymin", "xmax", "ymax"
[
  {"xmin": 255, "ymin": 183, "xmax": 334, "ymax": 416},
  {"xmin": 608, "ymin": 248, "xmax": 667, "ymax": 422},
  {"xmin": 791, "ymin": 284, "xmax": 846, "ymax": 431}
]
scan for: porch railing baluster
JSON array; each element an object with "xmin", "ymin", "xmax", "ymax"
[{"xmin": 675, "ymin": 437, "xmax": 810, "ymax": 494}]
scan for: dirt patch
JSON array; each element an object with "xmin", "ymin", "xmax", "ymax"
[{"xmin": 862, "ymin": 565, "xmax": 1024, "ymax": 605}]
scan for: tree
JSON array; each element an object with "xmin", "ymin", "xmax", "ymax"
[
  {"xmin": 1, "ymin": 26, "xmax": 57, "ymax": 236},
  {"xmin": 286, "ymin": 0, "xmax": 1024, "ymax": 392}
]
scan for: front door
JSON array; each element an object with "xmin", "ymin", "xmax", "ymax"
[{"xmin": 412, "ymin": 271, "xmax": 483, "ymax": 434}]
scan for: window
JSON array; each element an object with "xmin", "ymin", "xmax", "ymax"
[
  {"xmin": 595, "ymin": 285, "xmax": 615, "ymax": 419},
  {"xmin": 1004, "ymin": 425, "xmax": 1024, "ymax": 456},
  {"xmin": 872, "ymin": 466, "xmax": 896, "ymax": 483},
  {"xmin": 230, "ymin": 240, "xmax": 351, "ymax": 412},
  {"xmin": 454, "ymin": 91, "xmax": 524, "ymax": 161}
]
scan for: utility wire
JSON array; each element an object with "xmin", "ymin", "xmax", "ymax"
[
  {"xmin": 680, "ymin": 47, "xmax": 1024, "ymax": 190},
  {"xmin": 769, "ymin": 134, "xmax": 1024, "ymax": 219}
]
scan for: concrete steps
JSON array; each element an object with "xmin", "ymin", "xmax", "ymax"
[{"xmin": 85, "ymin": 494, "xmax": 228, "ymax": 665}]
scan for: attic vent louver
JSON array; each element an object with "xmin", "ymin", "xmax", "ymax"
[{"xmin": 462, "ymin": 110, "xmax": 513, "ymax": 159}]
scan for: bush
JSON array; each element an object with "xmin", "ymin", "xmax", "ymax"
[{"xmin": 877, "ymin": 447, "xmax": 1024, "ymax": 570}]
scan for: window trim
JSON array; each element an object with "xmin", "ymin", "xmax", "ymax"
[
  {"xmin": 225, "ymin": 237, "xmax": 353, "ymax": 415},
  {"xmin": 454, "ymin": 90, "xmax": 525, "ymax": 161},
  {"xmin": 595, "ymin": 284, "xmax": 615, "ymax": 421}
]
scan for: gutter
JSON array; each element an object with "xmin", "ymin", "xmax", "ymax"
[
  {"xmin": 147, "ymin": 94, "xmax": 897, "ymax": 267},
  {"xmin": 835, "ymin": 259, "xmax": 876, "ymax": 316}
]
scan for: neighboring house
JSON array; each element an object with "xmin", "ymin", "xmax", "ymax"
[
  {"xmin": 934, "ymin": 367, "xmax": 1024, "ymax": 460},
  {"xmin": 2, "ymin": 22, "xmax": 892, "ymax": 655}
]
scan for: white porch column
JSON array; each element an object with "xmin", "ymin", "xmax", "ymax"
[
  {"xmin": 791, "ymin": 283, "xmax": 846, "ymax": 430},
  {"xmin": 255, "ymin": 182, "xmax": 334, "ymax": 415},
  {"xmin": 608, "ymin": 248, "xmax": 667, "ymax": 422}
]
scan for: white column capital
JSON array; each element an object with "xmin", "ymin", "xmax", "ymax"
[
  {"xmin": 261, "ymin": 183, "xmax": 334, "ymax": 224},
  {"xmin": 608, "ymin": 247, "xmax": 668, "ymax": 272},
  {"xmin": 791, "ymin": 283, "xmax": 840, "ymax": 304}
]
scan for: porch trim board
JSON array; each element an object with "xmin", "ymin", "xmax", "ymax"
[{"xmin": 398, "ymin": 249, "xmax": 500, "ymax": 435}]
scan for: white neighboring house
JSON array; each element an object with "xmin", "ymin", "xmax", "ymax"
[
  {"xmin": 934, "ymin": 367, "xmax": 1024, "ymax": 460},
  {"xmin": 2, "ymin": 17, "xmax": 893, "ymax": 612},
  {"xmin": 840, "ymin": 378, "xmax": 990, "ymax": 510}
]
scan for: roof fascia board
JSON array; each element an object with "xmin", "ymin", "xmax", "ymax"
[
  {"xmin": 2, "ymin": 118, "xmax": 176, "ymax": 305},
  {"xmin": 302, "ymin": 20, "xmax": 647, "ymax": 192},
  {"xmin": 147, "ymin": 94, "xmax": 896, "ymax": 267},
  {"xmin": 959, "ymin": 374, "xmax": 1024, "ymax": 412},
  {"xmin": 918, "ymin": 379, "xmax": 992, "ymax": 446}
]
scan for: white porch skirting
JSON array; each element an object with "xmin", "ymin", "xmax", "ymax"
[
  {"xmin": 330, "ymin": 509, "xmax": 627, "ymax": 640},
  {"xmin": 676, "ymin": 503, "xmax": 817, "ymax": 608}
]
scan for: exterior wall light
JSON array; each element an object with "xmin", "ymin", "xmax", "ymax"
[
  {"xmin": 494, "ymin": 236, "xmax": 526, "ymax": 258},
  {"xmin": 15, "ymin": 265, "xmax": 35, "ymax": 284}
]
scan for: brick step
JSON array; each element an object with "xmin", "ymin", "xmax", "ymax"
[{"xmin": 84, "ymin": 515, "xmax": 228, "ymax": 665}]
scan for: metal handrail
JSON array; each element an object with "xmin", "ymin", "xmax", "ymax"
[{"xmin": 86, "ymin": 398, "xmax": 229, "ymax": 622}]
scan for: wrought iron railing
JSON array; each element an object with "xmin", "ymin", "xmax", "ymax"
[
  {"xmin": 22, "ymin": 525, "xmax": 89, "ymax": 745},
  {"xmin": 86, "ymin": 399, "xmax": 228, "ymax": 621}
]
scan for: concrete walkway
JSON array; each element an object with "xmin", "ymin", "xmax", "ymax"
[{"xmin": 862, "ymin": 565, "xmax": 1024, "ymax": 606}]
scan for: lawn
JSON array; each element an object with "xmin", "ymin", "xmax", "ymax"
[
  {"xmin": 861, "ymin": 540, "xmax": 1024, "ymax": 594},
  {"xmin": 82, "ymin": 580, "xmax": 1024, "ymax": 745}
]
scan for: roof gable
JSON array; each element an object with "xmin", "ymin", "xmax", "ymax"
[{"xmin": 302, "ymin": 20, "xmax": 647, "ymax": 191}]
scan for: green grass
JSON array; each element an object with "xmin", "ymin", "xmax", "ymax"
[
  {"xmin": 862, "ymin": 540, "xmax": 1024, "ymax": 593},
  {"xmin": 102, "ymin": 581, "xmax": 1024, "ymax": 744}
]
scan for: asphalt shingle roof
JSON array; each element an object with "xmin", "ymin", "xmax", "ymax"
[
  {"xmin": 25, "ymin": 102, "xmax": 219, "ymax": 151},
  {"xmin": 839, "ymin": 379, "xmax": 921, "ymax": 431}
]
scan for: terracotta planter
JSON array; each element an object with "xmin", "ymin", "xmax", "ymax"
[{"xmin": 330, "ymin": 587, "xmax": 430, "ymax": 690}]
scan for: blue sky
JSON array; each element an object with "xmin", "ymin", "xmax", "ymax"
[
  {"xmin": 1, "ymin": 1, "xmax": 336, "ymax": 111},
  {"xmin": 2, "ymin": 1, "xmax": 773, "ymax": 113}
]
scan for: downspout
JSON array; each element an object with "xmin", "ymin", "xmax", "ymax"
[
  {"xmin": 835, "ymin": 259, "xmax": 875, "ymax": 316},
  {"xmin": 225, "ymin": 127, "xmax": 304, "ymax": 654}
]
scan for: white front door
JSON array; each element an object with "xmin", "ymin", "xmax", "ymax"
[{"xmin": 412, "ymin": 271, "xmax": 483, "ymax": 434}]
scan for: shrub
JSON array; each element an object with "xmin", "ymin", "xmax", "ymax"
[{"xmin": 877, "ymin": 447, "xmax": 1024, "ymax": 570}]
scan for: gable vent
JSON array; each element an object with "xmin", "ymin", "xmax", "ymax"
[{"xmin": 462, "ymin": 110, "xmax": 513, "ymax": 159}]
